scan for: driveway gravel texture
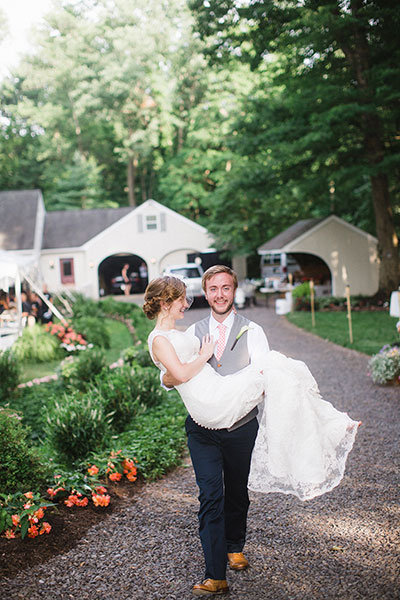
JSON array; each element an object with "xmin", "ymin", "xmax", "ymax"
[{"xmin": 1, "ymin": 306, "xmax": 399, "ymax": 600}]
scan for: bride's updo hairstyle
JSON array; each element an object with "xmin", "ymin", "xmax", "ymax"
[{"xmin": 143, "ymin": 276, "xmax": 187, "ymax": 320}]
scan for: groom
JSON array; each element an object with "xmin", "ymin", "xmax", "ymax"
[{"xmin": 163, "ymin": 265, "xmax": 269, "ymax": 595}]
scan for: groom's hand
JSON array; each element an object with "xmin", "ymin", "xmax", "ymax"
[{"xmin": 162, "ymin": 370, "xmax": 181, "ymax": 389}]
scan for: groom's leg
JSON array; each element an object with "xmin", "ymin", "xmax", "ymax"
[
  {"xmin": 222, "ymin": 417, "xmax": 259, "ymax": 553},
  {"xmin": 186, "ymin": 416, "xmax": 227, "ymax": 580}
]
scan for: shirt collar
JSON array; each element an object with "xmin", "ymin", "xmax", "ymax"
[{"xmin": 209, "ymin": 310, "xmax": 235, "ymax": 334}]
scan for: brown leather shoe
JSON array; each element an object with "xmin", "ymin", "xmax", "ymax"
[
  {"xmin": 192, "ymin": 579, "xmax": 229, "ymax": 596},
  {"xmin": 227, "ymin": 552, "xmax": 249, "ymax": 571}
]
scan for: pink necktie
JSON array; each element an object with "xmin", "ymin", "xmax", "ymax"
[{"xmin": 215, "ymin": 323, "xmax": 227, "ymax": 361}]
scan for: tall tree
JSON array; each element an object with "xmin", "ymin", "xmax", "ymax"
[{"xmin": 190, "ymin": 0, "xmax": 400, "ymax": 293}]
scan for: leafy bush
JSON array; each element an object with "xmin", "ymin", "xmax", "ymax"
[
  {"xmin": 46, "ymin": 389, "xmax": 113, "ymax": 466},
  {"xmin": 8, "ymin": 381, "xmax": 60, "ymax": 442},
  {"xmin": 0, "ymin": 350, "xmax": 20, "ymax": 402},
  {"xmin": 71, "ymin": 316, "xmax": 110, "ymax": 348},
  {"xmin": 0, "ymin": 407, "xmax": 49, "ymax": 493},
  {"xmin": 116, "ymin": 390, "xmax": 187, "ymax": 479},
  {"xmin": 93, "ymin": 366, "xmax": 143, "ymax": 432},
  {"xmin": 68, "ymin": 294, "xmax": 105, "ymax": 319},
  {"xmin": 13, "ymin": 324, "xmax": 60, "ymax": 362},
  {"xmin": 122, "ymin": 344, "xmax": 153, "ymax": 368},
  {"xmin": 368, "ymin": 345, "xmax": 400, "ymax": 385},
  {"xmin": 59, "ymin": 347, "xmax": 107, "ymax": 390}
]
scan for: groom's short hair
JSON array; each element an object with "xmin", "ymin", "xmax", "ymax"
[{"xmin": 202, "ymin": 265, "xmax": 238, "ymax": 292}]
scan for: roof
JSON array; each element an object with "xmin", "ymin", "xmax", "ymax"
[
  {"xmin": 0, "ymin": 190, "xmax": 42, "ymax": 250},
  {"xmin": 258, "ymin": 218, "xmax": 325, "ymax": 253},
  {"xmin": 43, "ymin": 207, "xmax": 133, "ymax": 249}
]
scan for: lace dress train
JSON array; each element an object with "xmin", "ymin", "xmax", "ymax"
[{"xmin": 148, "ymin": 329, "xmax": 359, "ymax": 501}]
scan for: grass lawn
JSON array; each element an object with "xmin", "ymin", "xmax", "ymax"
[
  {"xmin": 20, "ymin": 319, "xmax": 133, "ymax": 382},
  {"xmin": 286, "ymin": 310, "xmax": 399, "ymax": 355}
]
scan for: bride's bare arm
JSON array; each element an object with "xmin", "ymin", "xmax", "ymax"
[{"xmin": 153, "ymin": 334, "xmax": 215, "ymax": 384}]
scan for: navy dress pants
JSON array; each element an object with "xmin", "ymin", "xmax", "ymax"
[{"xmin": 185, "ymin": 414, "xmax": 259, "ymax": 580}]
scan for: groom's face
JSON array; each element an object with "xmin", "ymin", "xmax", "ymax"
[{"xmin": 204, "ymin": 273, "xmax": 235, "ymax": 317}]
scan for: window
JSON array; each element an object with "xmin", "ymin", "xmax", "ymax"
[
  {"xmin": 60, "ymin": 258, "xmax": 75, "ymax": 284},
  {"xmin": 145, "ymin": 215, "xmax": 158, "ymax": 230}
]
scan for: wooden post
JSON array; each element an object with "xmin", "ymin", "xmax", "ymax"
[
  {"xmin": 288, "ymin": 273, "xmax": 294, "ymax": 312},
  {"xmin": 345, "ymin": 284, "xmax": 353, "ymax": 344},
  {"xmin": 310, "ymin": 279, "xmax": 315, "ymax": 327}
]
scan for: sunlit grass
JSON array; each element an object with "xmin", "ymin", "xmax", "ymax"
[{"xmin": 286, "ymin": 311, "xmax": 398, "ymax": 355}]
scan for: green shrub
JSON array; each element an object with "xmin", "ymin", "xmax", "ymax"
[
  {"xmin": 8, "ymin": 381, "xmax": 60, "ymax": 442},
  {"xmin": 93, "ymin": 366, "xmax": 143, "ymax": 432},
  {"xmin": 46, "ymin": 389, "xmax": 113, "ymax": 466},
  {"xmin": 71, "ymin": 316, "xmax": 111, "ymax": 349},
  {"xmin": 69, "ymin": 294, "xmax": 105, "ymax": 319},
  {"xmin": 0, "ymin": 350, "xmax": 20, "ymax": 402},
  {"xmin": 13, "ymin": 324, "xmax": 60, "ymax": 362},
  {"xmin": 368, "ymin": 345, "xmax": 400, "ymax": 385},
  {"xmin": 116, "ymin": 390, "xmax": 187, "ymax": 479},
  {"xmin": 122, "ymin": 344, "xmax": 153, "ymax": 368},
  {"xmin": 0, "ymin": 407, "xmax": 49, "ymax": 493},
  {"xmin": 59, "ymin": 347, "xmax": 107, "ymax": 390}
]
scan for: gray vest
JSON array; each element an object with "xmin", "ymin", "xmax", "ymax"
[{"xmin": 195, "ymin": 313, "xmax": 258, "ymax": 431}]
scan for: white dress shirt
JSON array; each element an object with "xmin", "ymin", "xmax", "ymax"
[{"xmin": 186, "ymin": 310, "xmax": 270, "ymax": 364}]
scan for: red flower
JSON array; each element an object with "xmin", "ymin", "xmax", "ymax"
[
  {"xmin": 88, "ymin": 465, "xmax": 99, "ymax": 476},
  {"xmin": 40, "ymin": 522, "xmax": 52, "ymax": 535},
  {"xmin": 92, "ymin": 493, "xmax": 110, "ymax": 507},
  {"xmin": 28, "ymin": 525, "xmax": 39, "ymax": 538},
  {"xmin": 109, "ymin": 472, "xmax": 122, "ymax": 482}
]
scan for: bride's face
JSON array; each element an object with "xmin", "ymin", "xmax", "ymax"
[{"xmin": 168, "ymin": 294, "xmax": 189, "ymax": 320}]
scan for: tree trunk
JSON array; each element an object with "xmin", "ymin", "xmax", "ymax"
[
  {"xmin": 127, "ymin": 157, "xmax": 137, "ymax": 207},
  {"xmin": 338, "ymin": 0, "xmax": 399, "ymax": 293}
]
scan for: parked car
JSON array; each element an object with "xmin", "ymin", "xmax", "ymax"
[
  {"xmin": 110, "ymin": 271, "xmax": 141, "ymax": 294},
  {"xmin": 163, "ymin": 263, "xmax": 204, "ymax": 301},
  {"xmin": 260, "ymin": 253, "xmax": 301, "ymax": 283}
]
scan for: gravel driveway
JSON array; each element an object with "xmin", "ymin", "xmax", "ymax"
[{"xmin": 1, "ymin": 306, "xmax": 399, "ymax": 600}]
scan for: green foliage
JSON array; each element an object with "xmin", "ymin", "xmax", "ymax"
[
  {"xmin": 292, "ymin": 282, "xmax": 311, "ymax": 299},
  {"xmin": 0, "ymin": 491, "xmax": 54, "ymax": 539},
  {"xmin": 69, "ymin": 294, "xmax": 105, "ymax": 319},
  {"xmin": 46, "ymin": 390, "xmax": 113, "ymax": 466},
  {"xmin": 71, "ymin": 316, "xmax": 111, "ymax": 349},
  {"xmin": 116, "ymin": 390, "xmax": 187, "ymax": 480},
  {"xmin": 0, "ymin": 350, "xmax": 20, "ymax": 402},
  {"xmin": 4, "ymin": 381, "xmax": 60, "ymax": 443},
  {"xmin": 13, "ymin": 325, "xmax": 60, "ymax": 362},
  {"xmin": 93, "ymin": 366, "xmax": 147, "ymax": 432},
  {"xmin": 368, "ymin": 346, "xmax": 400, "ymax": 385},
  {"xmin": 122, "ymin": 345, "xmax": 153, "ymax": 368},
  {"xmin": 286, "ymin": 311, "xmax": 398, "ymax": 355},
  {"xmin": 59, "ymin": 348, "xmax": 107, "ymax": 390},
  {"xmin": 0, "ymin": 408, "xmax": 49, "ymax": 494}
]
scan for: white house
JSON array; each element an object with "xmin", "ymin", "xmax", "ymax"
[
  {"xmin": 0, "ymin": 190, "xmax": 214, "ymax": 299},
  {"xmin": 258, "ymin": 215, "xmax": 379, "ymax": 297}
]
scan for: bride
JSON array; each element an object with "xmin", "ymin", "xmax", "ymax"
[{"xmin": 143, "ymin": 275, "xmax": 360, "ymax": 501}]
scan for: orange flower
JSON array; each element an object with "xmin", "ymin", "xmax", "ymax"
[
  {"xmin": 35, "ymin": 508, "xmax": 45, "ymax": 520},
  {"xmin": 92, "ymin": 493, "xmax": 111, "ymax": 507},
  {"xmin": 64, "ymin": 494, "xmax": 78, "ymax": 507},
  {"xmin": 75, "ymin": 497, "xmax": 89, "ymax": 507},
  {"xmin": 88, "ymin": 465, "xmax": 99, "ymax": 476},
  {"xmin": 47, "ymin": 487, "xmax": 56, "ymax": 498},
  {"xmin": 40, "ymin": 522, "xmax": 52, "ymax": 535},
  {"xmin": 11, "ymin": 515, "xmax": 20, "ymax": 527},
  {"xmin": 24, "ymin": 491, "xmax": 34, "ymax": 499},
  {"xmin": 95, "ymin": 486, "xmax": 108, "ymax": 495},
  {"xmin": 126, "ymin": 471, "xmax": 137, "ymax": 482},
  {"xmin": 28, "ymin": 525, "xmax": 39, "ymax": 538},
  {"xmin": 122, "ymin": 458, "xmax": 135, "ymax": 471},
  {"xmin": 109, "ymin": 472, "xmax": 122, "ymax": 482},
  {"xmin": 5, "ymin": 529, "xmax": 16, "ymax": 539},
  {"xmin": 29, "ymin": 515, "xmax": 39, "ymax": 525},
  {"xmin": 23, "ymin": 502, "xmax": 32, "ymax": 510}
]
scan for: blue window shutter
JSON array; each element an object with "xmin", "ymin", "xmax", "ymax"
[
  {"xmin": 137, "ymin": 214, "xmax": 143, "ymax": 233},
  {"xmin": 160, "ymin": 213, "xmax": 166, "ymax": 231}
]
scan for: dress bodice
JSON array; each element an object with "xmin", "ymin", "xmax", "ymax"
[{"xmin": 148, "ymin": 328, "xmax": 200, "ymax": 372}]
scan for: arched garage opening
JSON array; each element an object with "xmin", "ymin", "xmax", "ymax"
[
  {"xmin": 98, "ymin": 253, "xmax": 148, "ymax": 296},
  {"xmin": 291, "ymin": 253, "xmax": 332, "ymax": 295}
]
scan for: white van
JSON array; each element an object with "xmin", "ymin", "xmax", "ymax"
[{"xmin": 163, "ymin": 263, "xmax": 205, "ymax": 300}]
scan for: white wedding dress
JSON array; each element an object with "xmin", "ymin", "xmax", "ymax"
[{"xmin": 148, "ymin": 328, "xmax": 359, "ymax": 501}]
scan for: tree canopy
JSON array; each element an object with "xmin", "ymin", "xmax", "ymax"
[{"xmin": 0, "ymin": 0, "xmax": 399, "ymax": 291}]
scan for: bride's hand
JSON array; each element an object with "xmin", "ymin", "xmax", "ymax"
[{"xmin": 199, "ymin": 334, "xmax": 216, "ymax": 361}]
